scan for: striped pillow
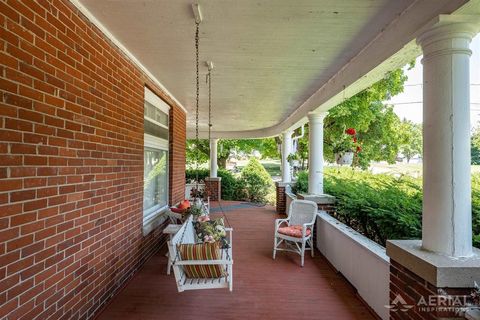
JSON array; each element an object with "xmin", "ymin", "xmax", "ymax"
[{"xmin": 178, "ymin": 242, "xmax": 226, "ymax": 278}]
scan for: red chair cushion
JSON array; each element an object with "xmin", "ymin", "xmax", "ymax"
[
  {"xmin": 170, "ymin": 207, "xmax": 185, "ymax": 214},
  {"xmin": 277, "ymin": 225, "xmax": 310, "ymax": 238}
]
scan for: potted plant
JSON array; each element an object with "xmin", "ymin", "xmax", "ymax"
[
  {"xmin": 333, "ymin": 128, "xmax": 361, "ymax": 165},
  {"xmin": 287, "ymin": 153, "xmax": 300, "ymax": 167}
]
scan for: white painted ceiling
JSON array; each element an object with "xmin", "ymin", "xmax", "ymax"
[{"xmin": 78, "ymin": 0, "xmax": 469, "ymax": 137}]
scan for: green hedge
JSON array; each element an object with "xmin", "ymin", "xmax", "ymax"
[
  {"xmin": 185, "ymin": 159, "xmax": 273, "ymax": 203},
  {"xmin": 293, "ymin": 168, "xmax": 480, "ymax": 248}
]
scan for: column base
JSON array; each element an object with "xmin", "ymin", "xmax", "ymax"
[
  {"xmin": 297, "ymin": 193, "xmax": 336, "ymax": 213},
  {"xmin": 386, "ymin": 240, "xmax": 480, "ymax": 319},
  {"xmin": 204, "ymin": 177, "xmax": 221, "ymax": 201}
]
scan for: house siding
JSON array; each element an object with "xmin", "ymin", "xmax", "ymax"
[{"xmin": 0, "ymin": 0, "xmax": 186, "ymax": 319}]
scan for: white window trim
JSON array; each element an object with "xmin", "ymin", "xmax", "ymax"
[
  {"xmin": 145, "ymin": 87, "xmax": 170, "ymax": 114},
  {"xmin": 144, "ymin": 134, "xmax": 169, "ymax": 151},
  {"xmin": 143, "ymin": 87, "xmax": 170, "ymax": 234}
]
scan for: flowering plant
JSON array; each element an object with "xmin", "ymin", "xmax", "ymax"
[{"xmin": 333, "ymin": 128, "xmax": 361, "ymax": 154}]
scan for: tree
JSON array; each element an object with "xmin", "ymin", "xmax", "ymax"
[
  {"xmin": 186, "ymin": 138, "xmax": 279, "ymax": 168},
  {"xmin": 323, "ymin": 69, "xmax": 408, "ymax": 168},
  {"xmin": 288, "ymin": 68, "xmax": 409, "ymax": 170},
  {"xmin": 398, "ymin": 120, "xmax": 422, "ymax": 163}
]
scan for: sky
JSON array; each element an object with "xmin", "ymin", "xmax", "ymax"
[{"xmin": 387, "ymin": 34, "xmax": 480, "ymax": 128}]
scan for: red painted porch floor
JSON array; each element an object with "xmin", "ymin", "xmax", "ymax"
[{"xmin": 97, "ymin": 201, "xmax": 375, "ymax": 320}]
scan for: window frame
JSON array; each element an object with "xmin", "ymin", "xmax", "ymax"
[{"xmin": 143, "ymin": 87, "xmax": 170, "ymax": 228}]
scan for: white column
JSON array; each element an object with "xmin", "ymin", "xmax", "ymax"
[
  {"xmin": 209, "ymin": 138, "xmax": 218, "ymax": 178},
  {"xmin": 308, "ymin": 112, "xmax": 326, "ymax": 195},
  {"xmin": 419, "ymin": 20, "xmax": 478, "ymax": 257},
  {"xmin": 281, "ymin": 130, "xmax": 293, "ymax": 183}
]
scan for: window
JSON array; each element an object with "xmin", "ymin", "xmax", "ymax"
[{"xmin": 143, "ymin": 87, "xmax": 170, "ymax": 226}]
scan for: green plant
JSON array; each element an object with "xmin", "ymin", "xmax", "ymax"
[
  {"xmin": 217, "ymin": 169, "xmax": 238, "ymax": 200},
  {"xmin": 292, "ymin": 170, "xmax": 308, "ymax": 194},
  {"xmin": 292, "ymin": 168, "xmax": 480, "ymax": 248},
  {"xmin": 185, "ymin": 168, "xmax": 209, "ymax": 182},
  {"xmin": 323, "ymin": 168, "xmax": 422, "ymax": 245},
  {"xmin": 238, "ymin": 158, "xmax": 274, "ymax": 203},
  {"xmin": 287, "ymin": 153, "xmax": 298, "ymax": 162}
]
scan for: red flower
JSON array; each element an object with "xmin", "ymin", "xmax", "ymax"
[
  {"xmin": 345, "ymin": 128, "xmax": 356, "ymax": 136},
  {"xmin": 356, "ymin": 146, "xmax": 362, "ymax": 152},
  {"xmin": 353, "ymin": 137, "xmax": 357, "ymax": 143}
]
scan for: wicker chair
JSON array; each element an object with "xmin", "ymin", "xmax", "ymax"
[{"xmin": 273, "ymin": 199, "xmax": 317, "ymax": 267}]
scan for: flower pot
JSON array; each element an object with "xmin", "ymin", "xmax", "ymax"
[{"xmin": 335, "ymin": 152, "xmax": 354, "ymax": 165}]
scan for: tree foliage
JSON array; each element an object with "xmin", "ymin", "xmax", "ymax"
[
  {"xmin": 287, "ymin": 69, "xmax": 410, "ymax": 169},
  {"xmin": 398, "ymin": 120, "xmax": 422, "ymax": 163},
  {"xmin": 323, "ymin": 69, "xmax": 408, "ymax": 168},
  {"xmin": 186, "ymin": 138, "xmax": 279, "ymax": 168}
]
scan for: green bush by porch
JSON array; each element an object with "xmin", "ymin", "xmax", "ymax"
[
  {"xmin": 293, "ymin": 168, "xmax": 480, "ymax": 248},
  {"xmin": 186, "ymin": 158, "xmax": 274, "ymax": 203}
]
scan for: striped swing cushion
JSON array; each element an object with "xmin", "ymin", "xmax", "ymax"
[{"xmin": 178, "ymin": 242, "xmax": 226, "ymax": 278}]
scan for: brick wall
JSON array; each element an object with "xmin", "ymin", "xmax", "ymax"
[
  {"xmin": 275, "ymin": 183, "xmax": 286, "ymax": 214},
  {"xmin": 0, "ymin": 1, "xmax": 186, "ymax": 319},
  {"xmin": 204, "ymin": 178, "xmax": 221, "ymax": 201},
  {"xmin": 390, "ymin": 260, "xmax": 473, "ymax": 319}
]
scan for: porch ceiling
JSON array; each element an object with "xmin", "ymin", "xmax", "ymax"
[{"xmin": 76, "ymin": 0, "xmax": 473, "ymax": 138}]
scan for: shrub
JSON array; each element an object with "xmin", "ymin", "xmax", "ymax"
[
  {"xmin": 292, "ymin": 170, "xmax": 308, "ymax": 194},
  {"xmin": 217, "ymin": 169, "xmax": 238, "ymax": 200},
  {"xmin": 292, "ymin": 167, "xmax": 479, "ymax": 248},
  {"xmin": 239, "ymin": 158, "xmax": 274, "ymax": 203},
  {"xmin": 185, "ymin": 168, "xmax": 209, "ymax": 182},
  {"xmin": 323, "ymin": 168, "xmax": 422, "ymax": 245},
  {"xmin": 185, "ymin": 168, "xmax": 242, "ymax": 201}
]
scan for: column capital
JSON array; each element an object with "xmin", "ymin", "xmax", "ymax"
[
  {"xmin": 307, "ymin": 112, "xmax": 327, "ymax": 123},
  {"xmin": 282, "ymin": 129, "xmax": 293, "ymax": 135},
  {"xmin": 417, "ymin": 15, "xmax": 480, "ymax": 58}
]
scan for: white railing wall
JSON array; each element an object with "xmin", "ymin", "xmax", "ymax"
[{"xmin": 316, "ymin": 211, "xmax": 389, "ymax": 320}]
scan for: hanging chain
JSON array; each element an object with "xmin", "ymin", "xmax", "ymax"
[
  {"xmin": 194, "ymin": 21, "xmax": 200, "ymax": 201},
  {"xmin": 174, "ymin": 21, "xmax": 201, "ymax": 266}
]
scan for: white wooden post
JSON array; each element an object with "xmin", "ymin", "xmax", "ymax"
[
  {"xmin": 308, "ymin": 112, "xmax": 326, "ymax": 195},
  {"xmin": 209, "ymin": 138, "xmax": 218, "ymax": 178},
  {"xmin": 419, "ymin": 19, "xmax": 478, "ymax": 257},
  {"xmin": 281, "ymin": 130, "xmax": 293, "ymax": 183}
]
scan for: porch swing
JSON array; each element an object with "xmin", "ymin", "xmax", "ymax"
[{"xmin": 167, "ymin": 4, "xmax": 233, "ymax": 292}]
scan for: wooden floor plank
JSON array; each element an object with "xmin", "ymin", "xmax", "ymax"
[{"xmin": 96, "ymin": 201, "xmax": 376, "ymax": 320}]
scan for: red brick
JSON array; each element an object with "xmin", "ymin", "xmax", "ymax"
[
  {"xmin": 5, "ymin": 118, "xmax": 33, "ymax": 132},
  {"xmin": 0, "ymin": 155, "xmax": 22, "ymax": 166},
  {"xmin": 10, "ymin": 143, "xmax": 36, "ymax": 154},
  {"xmin": 10, "ymin": 190, "xmax": 36, "ymax": 202},
  {"xmin": 7, "ymin": 234, "xmax": 34, "ymax": 252},
  {"xmin": 0, "ymin": 129, "xmax": 22, "ymax": 142},
  {"xmin": 0, "ymin": 203, "xmax": 22, "ymax": 217},
  {"xmin": 10, "ymin": 167, "xmax": 36, "ymax": 178},
  {"xmin": 24, "ymin": 155, "xmax": 47, "ymax": 165},
  {"xmin": 0, "ymin": 179, "xmax": 23, "ymax": 192}
]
